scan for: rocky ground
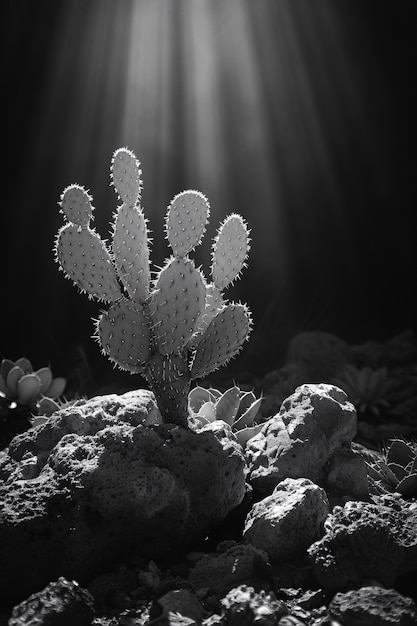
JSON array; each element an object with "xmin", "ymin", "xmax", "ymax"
[{"xmin": 1, "ymin": 329, "xmax": 416, "ymax": 625}]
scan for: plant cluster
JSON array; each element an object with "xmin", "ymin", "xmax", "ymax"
[
  {"xmin": 188, "ymin": 385, "xmax": 264, "ymax": 445},
  {"xmin": 365, "ymin": 438, "xmax": 417, "ymax": 498},
  {"xmin": 0, "ymin": 358, "xmax": 66, "ymax": 416},
  {"xmin": 54, "ymin": 148, "xmax": 252, "ymax": 427},
  {"xmin": 332, "ymin": 364, "xmax": 395, "ymax": 417}
]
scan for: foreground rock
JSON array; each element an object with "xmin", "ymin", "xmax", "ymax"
[
  {"xmin": 0, "ymin": 389, "xmax": 246, "ymax": 603},
  {"xmin": 308, "ymin": 493, "xmax": 417, "ymax": 590},
  {"xmin": 246, "ymin": 383, "xmax": 368, "ymax": 501},
  {"xmin": 243, "ymin": 477, "xmax": 329, "ymax": 561}
]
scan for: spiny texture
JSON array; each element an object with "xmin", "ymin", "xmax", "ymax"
[
  {"xmin": 59, "ymin": 184, "xmax": 93, "ymax": 227},
  {"xmin": 212, "ymin": 213, "xmax": 250, "ymax": 291},
  {"xmin": 54, "ymin": 147, "xmax": 252, "ymax": 427}
]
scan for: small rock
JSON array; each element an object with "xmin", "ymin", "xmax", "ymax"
[
  {"xmin": 157, "ymin": 589, "xmax": 204, "ymax": 622},
  {"xmin": 220, "ymin": 585, "xmax": 287, "ymax": 625},
  {"xmin": 188, "ymin": 543, "xmax": 271, "ymax": 597}
]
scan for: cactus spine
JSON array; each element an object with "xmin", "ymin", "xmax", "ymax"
[{"xmin": 55, "ymin": 147, "xmax": 252, "ymax": 428}]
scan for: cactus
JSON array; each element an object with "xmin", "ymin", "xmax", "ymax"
[{"xmin": 55, "ymin": 147, "xmax": 252, "ymax": 428}]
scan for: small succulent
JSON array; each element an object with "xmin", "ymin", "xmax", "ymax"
[
  {"xmin": 332, "ymin": 364, "xmax": 395, "ymax": 417},
  {"xmin": 54, "ymin": 147, "xmax": 252, "ymax": 428},
  {"xmin": 0, "ymin": 358, "xmax": 66, "ymax": 448},
  {"xmin": 365, "ymin": 438, "xmax": 417, "ymax": 498},
  {"xmin": 188, "ymin": 385, "xmax": 264, "ymax": 445},
  {"xmin": 0, "ymin": 358, "xmax": 66, "ymax": 416}
]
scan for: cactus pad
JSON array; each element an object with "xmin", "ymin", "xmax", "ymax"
[
  {"xmin": 55, "ymin": 224, "xmax": 122, "ymax": 302},
  {"xmin": 212, "ymin": 214, "xmax": 250, "ymax": 290},
  {"xmin": 191, "ymin": 303, "xmax": 252, "ymax": 378},
  {"xmin": 97, "ymin": 299, "xmax": 151, "ymax": 373},
  {"xmin": 149, "ymin": 257, "xmax": 206, "ymax": 355},
  {"xmin": 189, "ymin": 284, "xmax": 224, "ymax": 348},
  {"xmin": 59, "ymin": 184, "xmax": 93, "ymax": 227},
  {"xmin": 110, "ymin": 147, "xmax": 142, "ymax": 206},
  {"xmin": 165, "ymin": 190, "xmax": 210, "ymax": 257},
  {"xmin": 112, "ymin": 203, "xmax": 151, "ymax": 303}
]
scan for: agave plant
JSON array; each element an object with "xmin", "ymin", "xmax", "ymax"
[
  {"xmin": 188, "ymin": 384, "xmax": 264, "ymax": 445},
  {"xmin": 332, "ymin": 364, "xmax": 395, "ymax": 417},
  {"xmin": 0, "ymin": 358, "xmax": 66, "ymax": 416},
  {"xmin": 365, "ymin": 438, "xmax": 417, "ymax": 498}
]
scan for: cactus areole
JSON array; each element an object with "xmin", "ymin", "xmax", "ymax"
[{"xmin": 55, "ymin": 148, "xmax": 252, "ymax": 427}]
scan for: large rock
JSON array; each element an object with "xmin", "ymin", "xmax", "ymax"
[
  {"xmin": 243, "ymin": 478, "xmax": 329, "ymax": 561},
  {"xmin": 246, "ymin": 383, "xmax": 368, "ymax": 499},
  {"xmin": 308, "ymin": 493, "xmax": 417, "ymax": 590},
  {"xmin": 0, "ymin": 389, "xmax": 246, "ymax": 603},
  {"xmin": 329, "ymin": 586, "xmax": 417, "ymax": 626}
]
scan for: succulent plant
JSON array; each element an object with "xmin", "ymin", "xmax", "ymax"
[
  {"xmin": 0, "ymin": 357, "xmax": 66, "ymax": 416},
  {"xmin": 55, "ymin": 147, "xmax": 252, "ymax": 428},
  {"xmin": 332, "ymin": 364, "xmax": 395, "ymax": 417},
  {"xmin": 188, "ymin": 385, "xmax": 264, "ymax": 445},
  {"xmin": 365, "ymin": 438, "xmax": 417, "ymax": 498},
  {"xmin": 0, "ymin": 358, "xmax": 66, "ymax": 448}
]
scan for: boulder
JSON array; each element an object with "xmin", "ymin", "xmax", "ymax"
[
  {"xmin": 0, "ymin": 389, "xmax": 246, "ymax": 603},
  {"xmin": 246, "ymin": 384, "xmax": 368, "ymax": 500}
]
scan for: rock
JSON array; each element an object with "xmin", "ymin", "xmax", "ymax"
[
  {"xmin": 188, "ymin": 543, "xmax": 271, "ymax": 597},
  {"xmin": 219, "ymin": 585, "xmax": 288, "ymax": 625},
  {"xmin": 308, "ymin": 494, "xmax": 417, "ymax": 590},
  {"xmin": 286, "ymin": 331, "xmax": 351, "ymax": 381},
  {"xmin": 326, "ymin": 447, "xmax": 369, "ymax": 499},
  {"xmin": 8, "ymin": 577, "xmax": 95, "ymax": 626},
  {"xmin": 329, "ymin": 586, "xmax": 417, "ymax": 625},
  {"xmin": 243, "ymin": 478, "xmax": 329, "ymax": 561},
  {"xmin": 0, "ymin": 390, "xmax": 246, "ymax": 603},
  {"xmin": 258, "ymin": 364, "xmax": 309, "ymax": 420},
  {"xmin": 157, "ymin": 589, "xmax": 204, "ymax": 623},
  {"xmin": 246, "ymin": 383, "xmax": 366, "ymax": 499}
]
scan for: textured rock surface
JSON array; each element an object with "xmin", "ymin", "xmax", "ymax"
[
  {"xmin": 0, "ymin": 389, "xmax": 246, "ymax": 603},
  {"xmin": 308, "ymin": 494, "xmax": 417, "ymax": 590},
  {"xmin": 246, "ymin": 383, "xmax": 368, "ymax": 498},
  {"xmin": 329, "ymin": 586, "xmax": 417, "ymax": 626},
  {"xmin": 243, "ymin": 478, "xmax": 329, "ymax": 561},
  {"xmin": 8, "ymin": 577, "xmax": 95, "ymax": 626},
  {"xmin": 219, "ymin": 585, "xmax": 288, "ymax": 625}
]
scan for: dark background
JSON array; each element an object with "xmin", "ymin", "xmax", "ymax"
[{"xmin": 2, "ymin": 0, "xmax": 416, "ymax": 393}]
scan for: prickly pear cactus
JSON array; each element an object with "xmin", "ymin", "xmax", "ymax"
[{"xmin": 55, "ymin": 147, "xmax": 252, "ymax": 427}]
